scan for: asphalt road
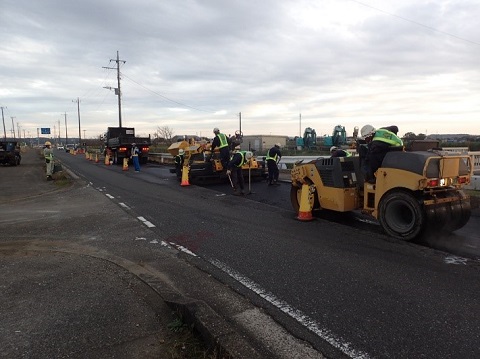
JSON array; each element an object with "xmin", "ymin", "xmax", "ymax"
[{"xmin": 55, "ymin": 151, "xmax": 480, "ymax": 359}]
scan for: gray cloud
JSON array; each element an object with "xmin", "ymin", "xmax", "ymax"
[{"xmin": 1, "ymin": 0, "xmax": 479, "ymax": 139}]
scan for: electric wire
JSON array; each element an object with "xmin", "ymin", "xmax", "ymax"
[
  {"xmin": 349, "ymin": 0, "xmax": 480, "ymax": 46},
  {"xmin": 121, "ymin": 72, "xmax": 214, "ymax": 113}
]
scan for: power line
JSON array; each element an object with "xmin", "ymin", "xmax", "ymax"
[
  {"xmin": 350, "ymin": 0, "xmax": 480, "ymax": 46},
  {"xmin": 121, "ymin": 72, "xmax": 214, "ymax": 113}
]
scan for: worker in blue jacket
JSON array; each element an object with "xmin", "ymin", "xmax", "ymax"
[{"xmin": 131, "ymin": 143, "xmax": 141, "ymax": 172}]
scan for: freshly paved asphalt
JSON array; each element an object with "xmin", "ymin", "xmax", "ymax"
[{"xmin": 0, "ymin": 149, "xmax": 323, "ymax": 359}]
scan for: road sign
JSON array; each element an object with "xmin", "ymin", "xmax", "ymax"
[{"xmin": 41, "ymin": 128, "xmax": 51, "ymax": 134}]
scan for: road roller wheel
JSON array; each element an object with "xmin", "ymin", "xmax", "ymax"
[
  {"xmin": 290, "ymin": 185, "xmax": 301, "ymax": 212},
  {"xmin": 425, "ymin": 191, "xmax": 471, "ymax": 233},
  {"xmin": 378, "ymin": 190, "xmax": 426, "ymax": 241}
]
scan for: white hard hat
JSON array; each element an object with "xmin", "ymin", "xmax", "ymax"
[
  {"xmin": 330, "ymin": 146, "xmax": 338, "ymax": 153},
  {"xmin": 178, "ymin": 149, "xmax": 184, "ymax": 155},
  {"xmin": 213, "ymin": 127, "xmax": 219, "ymax": 133},
  {"xmin": 360, "ymin": 125, "xmax": 375, "ymax": 138},
  {"xmin": 245, "ymin": 151, "xmax": 253, "ymax": 160},
  {"xmin": 275, "ymin": 143, "xmax": 281, "ymax": 147}
]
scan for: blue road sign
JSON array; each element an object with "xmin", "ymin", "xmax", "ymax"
[{"xmin": 41, "ymin": 128, "xmax": 51, "ymax": 134}]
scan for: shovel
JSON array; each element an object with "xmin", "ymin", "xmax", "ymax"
[{"xmin": 227, "ymin": 172, "xmax": 235, "ymax": 188}]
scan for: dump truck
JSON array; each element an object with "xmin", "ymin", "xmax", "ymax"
[
  {"xmin": 290, "ymin": 142, "xmax": 472, "ymax": 241},
  {"xmin": 0, "ymin": 141, "xmax": 21, "ymax": 166},
  {"xmin": 103, "ymin": 127, "xmax": 151, "ymax": 164},
  {"xmin": 168, "ymin": 139, "xmax": 266, "ymax": 184}
]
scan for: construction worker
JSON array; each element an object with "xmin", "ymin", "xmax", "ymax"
[
  {"xmin": 330, "ymin": 146, "xmax": 352, "ymax": 158},
  {"xmin": 211, "ymin": 127, "xmax": 231, "ymax": 170},
  {"xmin": 131, "ymin": 143, "xmax": 141, "ymax": 172},
  {"xmin": 174, "ymin": 148, "xmax": 185, "ymax": 178},
  {"xmin": 226, "ymin": 150, "xmax": 253, "ymax": 196},
  {"xmin": 266, "ymin": 143, "xmax": 282, "ymax": 186},
  {"xmin": 43, "ymin": 141, "xmax": 54, "ymax": 180},
  {"xmin": 361, "ymin": 125, "xmax": 403, "ymax": 182}
]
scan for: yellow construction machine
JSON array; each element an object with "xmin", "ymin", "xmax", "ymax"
[
  {"xmin": 290, "ymin": 146, "xmax": 472, "ymax": 240},
  {"xmin": 168, "ymin": 139, "xmax": 266, "ymax": 184}
]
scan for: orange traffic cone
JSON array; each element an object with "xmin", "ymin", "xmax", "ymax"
[
  {"xmin": 180, "ymin": 165, "xmax": 190, "ymax": 186},
  {"xmin": 95, "ymin": 153, "xmax": 99, "ymax": 163},
  {"xmin": 104, "ymin": 154, "xmax": 110, "ymax": 165},
  {"xmin": 122, "ymin": 157, "xmax": 129, "ymax": 171},
  {"xmin": 297, "ymin": 184, "xmax": 314, "ymax": 221}
]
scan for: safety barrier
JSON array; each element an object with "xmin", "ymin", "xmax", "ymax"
[
  {"xmin": 148, "ymin": 153, "xmax": 175, "ymax": 164},
  {"xmin": 147, "ymin": 151, "xmax": 479, "ymax": 187}
]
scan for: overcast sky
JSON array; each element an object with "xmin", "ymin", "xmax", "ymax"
[{"xmin": 1, "ymin": 0, "xmax": 479, "ymax": 141}]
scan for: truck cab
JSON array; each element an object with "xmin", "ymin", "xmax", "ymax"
[{"xmin": 0, "ymin": 141, "xmax": 21, "ymax": 166}]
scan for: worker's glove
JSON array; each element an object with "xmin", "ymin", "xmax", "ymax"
[{"xmin": 226, "ymin": 170, "xmax": 231, "ymax": 175}]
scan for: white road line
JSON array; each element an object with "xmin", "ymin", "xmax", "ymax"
[
  {"xmin": 119, "ymin": 202, "xmax": 130, "ymax": 209},
  {"xmin": 168, "ymin": 242, "xmax": 197, "ymax": 256},
  {"xmin": 105, "ymin": 194, "xmax": 115, "ymax": 199},
  {"xmin": 137, "ymin": 216, "xmax": 156, "ymax": 228},
  {"xmin": 209, "ymin": 259, "xmax": 370, "ymax": 359},
  {"xmin": 444, "ymin": 256, "xmax": 468, "ymax": 265}
]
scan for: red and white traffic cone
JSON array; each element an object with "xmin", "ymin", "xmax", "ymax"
[
  {"xmin": 180, "ymin": 165, "xmax": 190, "ymax": 186},
  {"xmin": 297, "ymin": 184, "xmax": 314, "ymax": 221}
]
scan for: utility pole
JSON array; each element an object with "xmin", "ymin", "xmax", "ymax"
[
  {"xmin": 58, "ymin": 120, "xmax": 61, "ymax": 144},
  {"xmin": 64, "ymin": 112, "xmax": 68, "ymax": 146},
  {"xmin": 239, "ymin": 112, "xmax": 242, "ymax": 134},
  {"xmin": 1, "ymin": 107, "xmax": 6, "ymax": 140},
  {"xmin": 73, "ymin": 97, "xmax": 81, "ymax": 145},
  {"xmin": 103, "ymin": 51, "xmax": 126, "ymax": 128},
  {"xmin": 17, "ymin": 122, "xmax": 20, "ymax": 139},
  {"xmin": 299, "ymin": 113, "xmax": 302, "ymax": 137},
  {"xmin": 10, "ymin": 117, "xmax": 16, "ymax": 139}
]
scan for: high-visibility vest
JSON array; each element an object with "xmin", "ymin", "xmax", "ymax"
[
  {"xmin": 341, "ymin": 150, "xmax": 352, "ymax": 157},
  {"xmin": 265, "ymin": 149, "xmax": 278, "ymax": 162},
  {"xmin": 235, "ymin": 151, "xmax": 247, "ymax": 167},
  {"xmin": 132, "ymin": 147, "xmax": 139, "ymax": 157},
  {"xmin": 216, "ymin": 133, "xmax": 229, "ymax": 149},
  {"xmin": 373, "ymin": 129, "xmax": 403, "ymax": 146},
  {"xmin": 175, "ymin": 154, "xmax": 184, "ymax": 166},
  {"xmin": 44, "ymin": 148, "xmax": 53, "ymax": 161}
]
